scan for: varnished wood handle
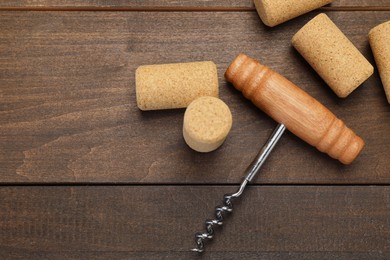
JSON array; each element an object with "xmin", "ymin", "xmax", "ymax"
[{"xmin": 225, "ymin": 53, "xmax": 365, "ymax": 164}]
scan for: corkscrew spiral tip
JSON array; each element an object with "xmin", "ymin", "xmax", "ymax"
[{"xmin": 191, "ymin": 124, "xmax": 285, "ymax": 253}]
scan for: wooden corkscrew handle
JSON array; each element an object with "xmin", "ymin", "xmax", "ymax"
[{"xmin": 225, "ymin": 53, "xmax": 364, "ymax": 164}]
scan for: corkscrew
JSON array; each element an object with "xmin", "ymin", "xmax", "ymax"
[
  {"xmin": 191, "ymin": 123, "xmax": 286, "ymax": 253},
  {"xmin": 191, "ymin": 53, "xmax": 364, "ymax": 253}
]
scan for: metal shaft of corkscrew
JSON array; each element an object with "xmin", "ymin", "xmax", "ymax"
[{"xmin": 191, "ymin": 123, "xmax": 286, "ymax": 253}]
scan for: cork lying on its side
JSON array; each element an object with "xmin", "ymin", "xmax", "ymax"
[
  {"xmin": 369, "ymin": 21, "xmax": 390, "ymax": 104},
  {"xmin": 136, "ymin": 61, "xmax": 218, "ymax": 110},
  {"xmin": 254, "ymin": 0, "xmax": 334, "ymax": 27},
  {"xmin": 183, "ymin": 96, "xmax": 232, "ymax": 153},
  {"xmin": 292, "ymin": 13, "xmax": 374, "ymax": 98}
]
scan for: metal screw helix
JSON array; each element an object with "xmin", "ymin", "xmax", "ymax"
[
  {"xmin": 191, "ymin": 193, "xmax": 234, "ymax": 253},
  {"xmin": 191, "ymin": 124, "xmax": 286, "ymax": 253}
]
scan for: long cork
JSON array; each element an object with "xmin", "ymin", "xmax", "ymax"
[
  {"xmin": 136, "ymin": 61, "xmax": 218, "ymax": 110},
  {"xmin": 254, "ymin": 0, "xmax": 334, "ymax": 27},
  {"xmin": 183, "ymin": 96, "xmax": 232, "ymax": 152},
  {"xmin": 369, "ymin": 21, "xmax": 390, "ymax": 104},
  {"xmin": 292, "ymin": 13, "xmax": 374, "ymax": 98},
  {"xmin": 225, "ymin": 53, "xmax": 365, "ymax": 164}
]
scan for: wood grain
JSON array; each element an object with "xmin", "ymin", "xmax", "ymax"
[
  {"xmin": 0, "ymin": 186, "xmax": 389, "ymax": 256},
  {"xmin": 0, "ymin": 11, "xmax": 389, "ymax": 184},
  {"xmin": 1, "ymin": 251, "xmax": 388, "ymax": 260},
  {"xmin": 0, "ymin": 3, "xmax": 388, "ymax": 259},
  {"xmin": 0, "ymin": 0, "xmax": 389, "ymax": 10}
]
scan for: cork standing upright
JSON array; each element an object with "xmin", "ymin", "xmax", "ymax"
[
  {"xmin": 292, "ymin": 13, "xmax": 374, "ymax": 98},
  {"xmin": 183, "ymin": 96, "xmax": 232, "ymax": 153}
]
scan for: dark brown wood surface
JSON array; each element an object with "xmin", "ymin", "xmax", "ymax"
[
  {"xmin": 0, "ymin": 11, "xmax": 389, "ymax": 184},
  {"xmin": 0, "ymin": 1, "xmax": 389, "ymax": 258},
  {"xmin": 0, "ymin": 186, "xmax": 389, "ymax": 258},
  {"xmin": 0, "ymin": 0, "xmax": 390, "ymax": 9}
]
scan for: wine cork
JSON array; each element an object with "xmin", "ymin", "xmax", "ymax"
[
  {"xmin": 136, "ymin": 61, "xmax": 218, "ymax": 110},
  {"xmin": 292, "ymin": 13, "xmax": 374, "ymax": 98},
  {"xmin": 369, "ymin": 21, "xmax": 390, "ymax": 104},
  {"xmin": 253, "ymin": 0, "xmax": 334, "ymax": 27},
  {"xmin": 183, "ymin": 96, "xmax": 232, "ymax": 153}
]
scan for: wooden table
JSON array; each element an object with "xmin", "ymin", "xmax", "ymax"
[{"xmin": 1, "ymin": 1, "xmax": 389, "ymax": 259}]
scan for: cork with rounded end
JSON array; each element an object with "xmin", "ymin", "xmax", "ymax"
[
  {"xmin": 253, "ymin": 0, "xmax": 334, "ymax": 27},
  {"xmin": 292, "ymin": 13, "xmax": 374, "ymax": 98},
  {"xmin": 136, "ymin": 61, "xmax": 218, "ymax": 110},
  {"xmin": 369, "ymin": 21, "xmax": 390, "ymax": 104},
  {"xmin": 183, "ymin": 96, "xmax": 232, "ymax": 153}
]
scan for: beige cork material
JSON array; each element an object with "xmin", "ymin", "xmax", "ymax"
[
  {"xmin": 183, "ymin": 96, "xmax": 232, "ymax": 153},
  {"xmin": 292, "ymin": 13, "xmax": 374, "ymax": 98},
  {"xmin": 135, "ymin": 61, "xmax": 218, "ymax": 110},
  {"xmin": 369, "ymin": 21, "xmax": 390, "ymax": 104},
  {"xmin": 253, "ymin": 0, "xmax": 334, "ymax": 27}
]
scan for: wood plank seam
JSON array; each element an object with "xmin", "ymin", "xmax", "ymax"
[
  {"xmin": 1, "ymin": 184, "xmax": 390, "ymax": 187},
  {"xmin": 0, "ymin": 6, "xmax": 390, "ymax": 12}
]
